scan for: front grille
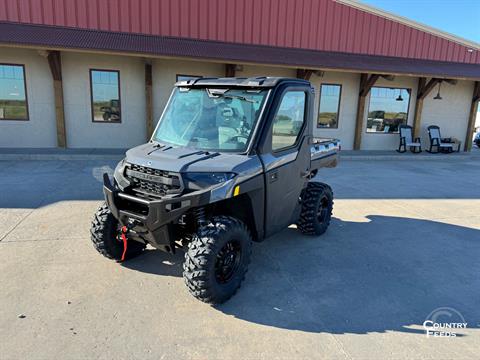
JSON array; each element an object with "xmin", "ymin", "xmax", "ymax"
[
  {"xmin": 130, "ymin": 164, "xmax": 170, "ymax": 177},
  {"xmin": 125, "ymin": 164, "xmax": 182, "ymax": 198}
]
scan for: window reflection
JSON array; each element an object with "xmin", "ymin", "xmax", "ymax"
[
  {"xmin": 176, "ymin": 74, "xmax": 201, "ymax": 82},
  {"xmin": 318, "ymin": 84, "xmax": 341, "ymax": 128},
  {"xmin": 90, "ymin": 70, "xmax": 121, "ymax": 122},
  {"xmin": 366, "ymin": 87, "xmax": 410, "ymax": 133},
  {"xmin": 0, "ymin": 64, "xmax": 28, "ymax": 120},
  {"xmin": 272, "ymin": 91, "xmax": 306, "ymax": 151}
]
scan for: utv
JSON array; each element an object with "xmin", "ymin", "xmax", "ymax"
[
  {"xmin": 91, "ymin": 77, "xmax": 339, "ymax": 304},
  {"xmin": 100, "ymin": 99, "xmax": 121, "ymax": 122}
]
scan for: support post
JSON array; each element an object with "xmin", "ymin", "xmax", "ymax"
[
  {"xmin": 353, "ymin": 73, "xmax": 379, "ymax": 150},
  {"xmin": 353, "ymin": 95, "xmax": 366, "ymax": 150},
  {"xmin": 465, "ymin": 81, "xmax": 480, "ymax": 151},
  {"xmin": 412, "ymin": 99, "xmax": 424, "ymax": 140},
  {"xmin": 380, "ymin": 74, "xmax": 395, "ymax": 81},
  {"xmin": 145, "ymin": 62, "xmax": 154, "ymax": 139},
  {"xmin": 412, "ymin": 77, "xmax": 442, "ymax": 138},
  {"xmin": 412, "ymin": 77, "xmax": 426, "ymax": 139},
  {"xmin": 296, "ymin": 69, "xmax": 313, "ymax": 81},
  {"xmin": 225, "ymin": 64, "xmax": 236, "ymax": 77},
  {"xmin": 47, "ymin": 51, "xmax": 66, "ymax": 148}
]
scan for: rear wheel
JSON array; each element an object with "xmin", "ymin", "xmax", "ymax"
[
  {"xmin": 183, "ymin": 216, "xmax": 252, "ymax": 304},
  {"xmin": 297, "ymin": 182, "xmax": 333, "ymax": 236},
  {"xmin": 90, "ymin": 203, "xmax": 145, "ymax": 261}
]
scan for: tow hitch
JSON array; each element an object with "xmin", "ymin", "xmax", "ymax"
[
  {"xmin": 119, "ymin": 222, "xmax": 137, "ymax": 262},
  {"xmin": 119, "ymin": 225, "xmax": 128, "ymax": 262}
]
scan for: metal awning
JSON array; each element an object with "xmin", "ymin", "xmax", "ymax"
[{"xmin": 1, "ymin": 21, "xmax": 479, "ymax": 80}]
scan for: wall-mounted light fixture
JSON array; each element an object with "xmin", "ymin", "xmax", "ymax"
[
  {"xmin": 433, "ymin": 82, "xmax": 443, "ymax": 100},
  {"xmin": 396, "ymin": 89, "xmax": 404, "ymax": 101}
]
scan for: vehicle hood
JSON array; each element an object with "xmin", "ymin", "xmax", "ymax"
[{"xmin": 125, "ymin": 142, "xmax": 262, "ymax": 176}]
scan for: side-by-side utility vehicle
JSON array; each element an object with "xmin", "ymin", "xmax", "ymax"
[{"xmin": 91, "ymin": 77, "xmax": 339, "ymax": 304}]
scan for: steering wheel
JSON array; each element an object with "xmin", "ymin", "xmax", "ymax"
[{"xmin": 226, "ymin": 134, "xmax": 249, "ymax": 144}]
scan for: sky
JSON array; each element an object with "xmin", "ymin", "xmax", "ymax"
[{"xmin": 361, "ymin": 0, "xmax": 480, "ymax": 124}]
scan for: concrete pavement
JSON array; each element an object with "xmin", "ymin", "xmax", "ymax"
[
  {"xmin": 1, "ymin": 146, "xmax": 478, "ymax": 162},
  {"xmin": 0, "ymin": 158, "xmax": 479, "ymax": 359}
]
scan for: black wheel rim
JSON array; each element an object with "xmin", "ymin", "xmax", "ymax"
[
  {"xmin": 317, "ymin": 196, "xmax": 329, "ymax": 224},
  {"xmin": 215, "ymin": 241, "xmax": 242, "ymax": 284}
]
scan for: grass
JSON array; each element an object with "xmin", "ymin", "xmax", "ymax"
[
  {"xmin": 0, "ymin": 100, "xmax": 27, "ymax": 120},
  {"xmin": 92, "ymin": 101, "xmax": 120, "ymax": 122},
  {"xmin": 318, "ymin": 112, "xmax": 337, "ymax": 127}
]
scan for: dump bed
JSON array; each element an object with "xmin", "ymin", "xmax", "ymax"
[{"xmin": 310, "ymin": 138, "xmax": 340, "ymax": 169}]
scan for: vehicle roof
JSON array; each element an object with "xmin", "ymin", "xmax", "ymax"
[{"xmin": 174, "ymin": 76, "xmax": 311, "ymax": 88}]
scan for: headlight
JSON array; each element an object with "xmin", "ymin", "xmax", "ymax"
[
  {"xmin": 113, "ymin": 158, "xmax": 130, "ymax": 189},
  {"xmin": 183, "ymin": 172, "xmax": 236, "ymax": 190},
  {"xmin": 114, "ymin": 158, "xmax": 126, "ymax": 173}
]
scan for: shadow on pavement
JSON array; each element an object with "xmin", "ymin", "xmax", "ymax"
[
  {"xmin": 122, "ymin": 215, "xmax": 480, "ymax": 335},
  {"xmin": 123, "ymin": 248, "xmax": 185, "ymax": 277}
]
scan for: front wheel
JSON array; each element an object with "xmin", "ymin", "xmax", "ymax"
[
  {"xmin": 183, "ymin": 216, "xmax": 252, "ymax": 304},
  {"xmin": 297, "ymin": 182, "xmax": 334, "ymax": 236},
  {"xmin": 90, "ymin": 203, "xmax": 145, "ymax": 261}
]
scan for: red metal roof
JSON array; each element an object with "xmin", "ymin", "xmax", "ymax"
[
  {"xmin": 0, "ymin": 0, "xmax": 478, "ymax": 65},
  {"xmin": 1, "ymin": 22, "xmax": 479, "ymax": 80}
]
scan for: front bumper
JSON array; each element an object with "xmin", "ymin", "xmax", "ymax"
[{"xmin": 103, "ymin": 173, "xmax": 210, "ymax": 252}]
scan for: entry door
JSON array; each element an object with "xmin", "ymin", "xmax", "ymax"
[{"xmin": 261, "ymin": 90, "xmax": 311, "ymax": 237}]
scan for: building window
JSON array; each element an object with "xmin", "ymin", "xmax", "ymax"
[
  {"xmin": 366, "ymin": 87, "xmax": 411, "ymax": 134},
  {"xmin": 0, "ymin": 64, "xmax": 28, "ymax": 121},
  {"xmin": 272, "ymin": 91, "xmax": 306, "ymax": 151},
  {"xmin": 317, "ymin": 84, "xmax": 341, "ymax": 128},
  {"xmin": 90, "ymin": 69, "xmax": 121, "ymax": 123},
  {"xmin": 176, "ymin": 74, "xmax": 201, "ymax": 82}
]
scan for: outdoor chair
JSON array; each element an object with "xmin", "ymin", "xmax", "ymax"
[
  {"xmin": 397, "ymin": 125, "xmax": 421, "ymax": 153},
  {"xmin": 426, "ymin": 125, "xmax": 460, "ymax": 153}
]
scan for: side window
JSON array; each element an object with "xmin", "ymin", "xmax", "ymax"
[
  {"xmin": 366, "ymin": 87, "xmax": 410, "ymax": 133},
  {"xmin": 0, "ymin": 64, "xmax": 28, "ymax": 120},
  {"xmin": 176, "ymin": 74, "xmax": 201, "ymax": 82},
  {"xmin": 272, "ymin": 91, "xmax": 306, "ymax": 151},
  {"xmin": 318, "ymin": 84, "xmax": 341, "ymax": 128},
  {"xmin": 90, "ymin": 69, "xmax": 121, "ymax": 123}
]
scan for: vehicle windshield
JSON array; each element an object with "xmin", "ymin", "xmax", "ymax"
[{"xmin": 152, "ymin": 87, "xmax": 269, "ymax": 152}]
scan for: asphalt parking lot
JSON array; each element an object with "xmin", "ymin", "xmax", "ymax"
[{"xmin": 1, "ymin": 156, "xmax": 479, "ymax": 359}]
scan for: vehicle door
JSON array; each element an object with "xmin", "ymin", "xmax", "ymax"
[{"xmin": 259, "ymin": 86, "xmax": 313, "ymax": 237}]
